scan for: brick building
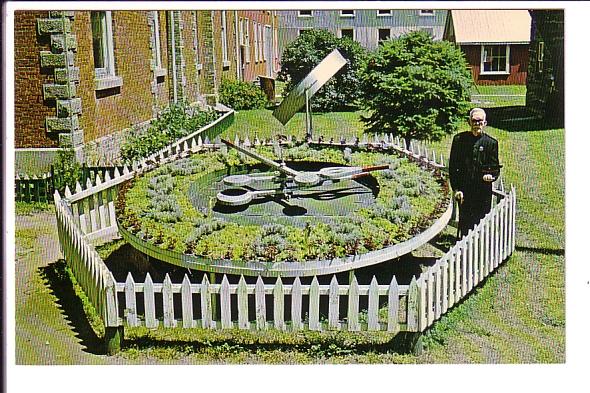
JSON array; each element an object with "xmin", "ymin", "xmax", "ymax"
[{"xmin": 14, "ymin": 10, "xmax": 279, "ymax": 174}]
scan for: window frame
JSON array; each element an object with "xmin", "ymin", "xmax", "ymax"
[
  {"xmin": 480, "ymin": 44, "xmax": 511, "ymax": 75},
  {"xmin": 377, "ymin": 10, "xmax": 392, "ymax": 16},
  {"xmin": 340, "ymin": 10, "xmax": 355, "ymax": 18},
  {"xmin": 378, "ymin": 28, "xmax": 391, "ymax": 44},
  {"xmin": 221, "ymin": 10, "xmax": 230, "ymax": 68},
  {"xmin": 298, "ymin": 10, "xmax": 313, "ymax": 18},
  {"xmin": 254, "ymin": 21, "xmax": 259, "ymax": 63},
  {"xmin": 419, "ymin": 10, "xmax": 435, "ymax": 17},
  {"xmin": 152, "ymin": 11, "xmax": 167, "ymax": 77},
  {"xmin": 91, "ymin": 11, "xmax": 115, "ymax": 79},
  {"xmin": 91, "ymin": 10, "xmax": 122, "ymax": 90},
  {"xmin": 339, "ymin": 28, "xmax": 355, "ymax": 41}
]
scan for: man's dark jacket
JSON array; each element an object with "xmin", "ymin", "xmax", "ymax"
[{"xmin": 449, "ymin": 131, "xmax": 501, "ymax": 235}]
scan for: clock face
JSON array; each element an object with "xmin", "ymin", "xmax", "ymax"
[{"xmin": 187, "ymin": 161, "xmax": 380, "ymax": 227}]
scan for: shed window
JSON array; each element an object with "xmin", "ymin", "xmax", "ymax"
[
  {"xmin": 481, "ymin": 44, "xmax": 510, "ymax": 74},
  {"xmin": 340, "ymin": 10, "xmax": 355, "ymax": 17},
  {"xmin": 298, "ymin": 10, "xmax": 313, "ymax": 17},
  {"xmin": 377, "ymin": 10, "xmax": 392, "ymax": 16}
]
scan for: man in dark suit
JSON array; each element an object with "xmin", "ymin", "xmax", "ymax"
[{"xmin": 449, "ymin": 108, "xmax": 501, "ymax": 238}]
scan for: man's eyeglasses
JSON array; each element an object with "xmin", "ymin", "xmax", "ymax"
[{"xmin": 471, "ymin": 119, "xmax": 486, "ymax": 125}]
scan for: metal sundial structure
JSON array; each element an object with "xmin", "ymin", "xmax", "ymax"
[
  {"xmin": 216, "ymin": 138, "xmax": 388, "ymax": 206},
  {"xmin": 216, "ymin": 48, "xmax": 388, "ymax": 208}
]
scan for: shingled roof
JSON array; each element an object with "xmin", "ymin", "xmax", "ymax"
[{"xmin": 447, "ymin": 10, "xmax": 532, "ymax": 44}]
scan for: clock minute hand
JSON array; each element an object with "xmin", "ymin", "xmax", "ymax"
[{"xmin": 221, "ymin": 138, "xmax": 300, "ymax": 178}]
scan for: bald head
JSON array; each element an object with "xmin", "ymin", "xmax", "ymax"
[{"xmin": 469, "ymin": 108, "xmax": 487, "ymax": 136}]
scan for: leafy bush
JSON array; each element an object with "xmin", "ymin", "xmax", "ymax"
[
  {"xmin": 52, "ymin": 148, "xmax": 82, "ymax": 193},
  {"xmin": 278, "ymin": 29, "xmax": 367, "ymax": 112},
  {"xmin": 120, "ymin": 103, "xmax": 219, "ymax": 163},
  {"xmin": 359, "ymin": 31, "xmax": 473, "ymax": 142},
  {"xmin": 219, "ymin": 79, "xmax": 268, "ymax": 110}
]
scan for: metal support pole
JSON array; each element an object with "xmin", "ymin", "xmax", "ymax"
[{"xmin": 305, "ymin": 87, "xmax": 312, "ymax": 141}]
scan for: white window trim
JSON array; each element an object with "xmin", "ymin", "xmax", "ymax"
[
  {"xmin": 254, "ymin": 22, "xmax": 259, "ymax": 63},
  {"xmin": 338, "ymin": 28, "xmax": 355, "ymax": 41},
  {"xmin": 378, "ymin": 28, "xmax": 391, "ymax": 43},
  {"xmin": 221, "ymin": 11, "xmax": 230, "ymax": 68},
  {"xmin": 263, "ymin": 24, "xmax": 271, "ymax": 62},
  {"xmin": 244, "ymin": 18, "xmax": 250, "ymax": 64},
  {"xmin": 340, "ymin": 10, "xmax": 355, "ymax": 18},
  {"xmin": 298, "ymin": 28, "xmax": 312, "ymax": 36},
  {"xmin": 152, "ymin": 11, "xmax": 167, "ymax": 78},
  {"xmin": 92, "ymin": 11, "xmax": 122, "ymax": 90},
  {"xmin": 419, "ymin": 10, "xmax": 436, "ymax": 16},
  {"xmin": 298, "ymin": 10, "xmax": 313, "ymax": 18},
  {"xmin": 377, "ymin": 10, "xmax": 392, "ymax": 16},
  {"xmin": 259, "ymin": 23, "xmax": 264, "ymax": 62},
  {"xmin": 480, "ymin": 44, "xmax": 511, "ymax": 75},
  {"xmin": 194, "ymin": 12, "xmax": 202, "ymax": 71}
]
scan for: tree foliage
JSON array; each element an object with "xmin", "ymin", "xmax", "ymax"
[
  {"xmin": 359, "ymin": 31, "xmax": 473, "ymax": 142},
  {"xmin": 278, "ymin": 29, "xmax": 367, "ymax": 112},
  {"xmin": 219, "ymin": 79, "xmax": 268, "ymax": 110}
]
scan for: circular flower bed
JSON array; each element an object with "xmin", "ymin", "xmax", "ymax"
[{"xmin": 117, "ymin": 143, "xmax": 449, "ymax": 263}]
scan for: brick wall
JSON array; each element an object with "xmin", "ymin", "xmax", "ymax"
[
  {"xmin": 14, "ymin": 11, "xmax": 59, "ymax": 148},
  {"xmin": 75, "ymin": 11, "xmax": 157, "ymax": 143}
]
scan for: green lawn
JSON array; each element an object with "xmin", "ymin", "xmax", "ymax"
[
  {"xmin": 470, "ymin": 84, "xmax": 527, "ymax": 108},
  {"xmin": 223, "ymin": 108, "xmax": 369, "ymax": 142},
  {"xmin": 15, "ymin": 108, "xmax": 565, "ymax": 364}
]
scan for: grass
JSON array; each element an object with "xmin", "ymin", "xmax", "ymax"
[
  {"xmin": 15, "ymin": 106, "xmax": 565, "ymax": 364},
  {"xmin": 470, "ymin": 85, "xmax": 527, "ymax": 108},
  {"xmin": 224, "ymin": 108, "xmax": 369, "ymax": 141}
]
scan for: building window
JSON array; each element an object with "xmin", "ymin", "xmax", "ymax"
[
  {"xmin": 298, "ymin": 28, "xmax": 312, "ymax": 36},
  {"xmin": 260, "ymin": 24, "xmax": 270, "ymax": 61},
  {"xmin": 259, "ymin": 23, "xmax": 265, "ymax": 62},
  {"xmin": 340, "ymin": 10, "xmax": 355, "ymax": 17},
  {"xmin": 298, "ymin": 10, "xmax": 313, "ymax": 17},
  {"xmin": 378, "ymin": 28, "xmax": 391, "ymax": 44},
  {"xmin": 339, "ymin": 28, "xmax": 354, "ymax": 40},
  {"xmin": 221, "ymin": 11, "xmax": 229, "ymax": 67},
  {"xmin": 481, "ymin": 44, "xmax": 510, "ymax": 74},
  {"xmin": 193, "ymin": 11, "xmax": 202, "ymax": 71},
  {"xmin": 419, "ymin": 10, "xmax": 435, "ymax": 16},
  {"xmin": 377, "ymin": 10, "xmax": 392, "ymax": 16},
  {"xmin": 254, "ymin": 22, "xmax": 259, "ymax": 63},
  {"xmin": 91, "ymin": 11, "xmax": 115, "ymax": 79},
  {"xmin": 152, "ymin": 11, "xmax": 166, "ymax": 77},
  {"xmin": 244, "ymin": 19, "xmax": 250, "ymax": 63}
]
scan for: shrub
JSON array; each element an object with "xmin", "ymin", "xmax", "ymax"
[
  {"xmin": 278, "ymin": 29, "xmax": 367, "ymax": 112},
  {"xmin": 359, "ymin": 31, "xmax": 473, "ymax": 142},
  {"xmin": 120, "ymin": 103, "xmax": 219, "ymax": 163},
  {"xmin": 219, "ymin": 79, "xmax": 268, "ymax": 110},
  {"xmin": 52, "ymin": 148, "xmax": 82, "ymax": 193}
]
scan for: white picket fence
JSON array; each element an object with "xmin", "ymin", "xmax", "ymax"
[
  {"xmin": 112, "ymin": 186, "xmax": 515, "ymax": 333},
  {"xmin": 118, "ymin": 274, "xmax": 407, "ymax": 332},
  {"xmin": 53, "ymin": 134, "xmax": 516, "ymax": 344}
]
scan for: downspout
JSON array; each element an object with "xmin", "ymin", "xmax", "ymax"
[
  {"xmin": 234, "ymin": 11, "xmax": 241, "ymax": 80},
  {"xmin": 170, "ymin": 11, "xmax": 178, "ymax": 103}
]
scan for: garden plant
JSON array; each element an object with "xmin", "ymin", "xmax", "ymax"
[
  {"xmin": 117, "ymin": 143, "xmax": 448, "ymax": 263},
  {"xmin": 359, "ymin": 31, "xmax": 473, "ymax": 143},
  {"xmin": 278, "ymin": 29, "xmax": 367, "ymax": 112}
]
